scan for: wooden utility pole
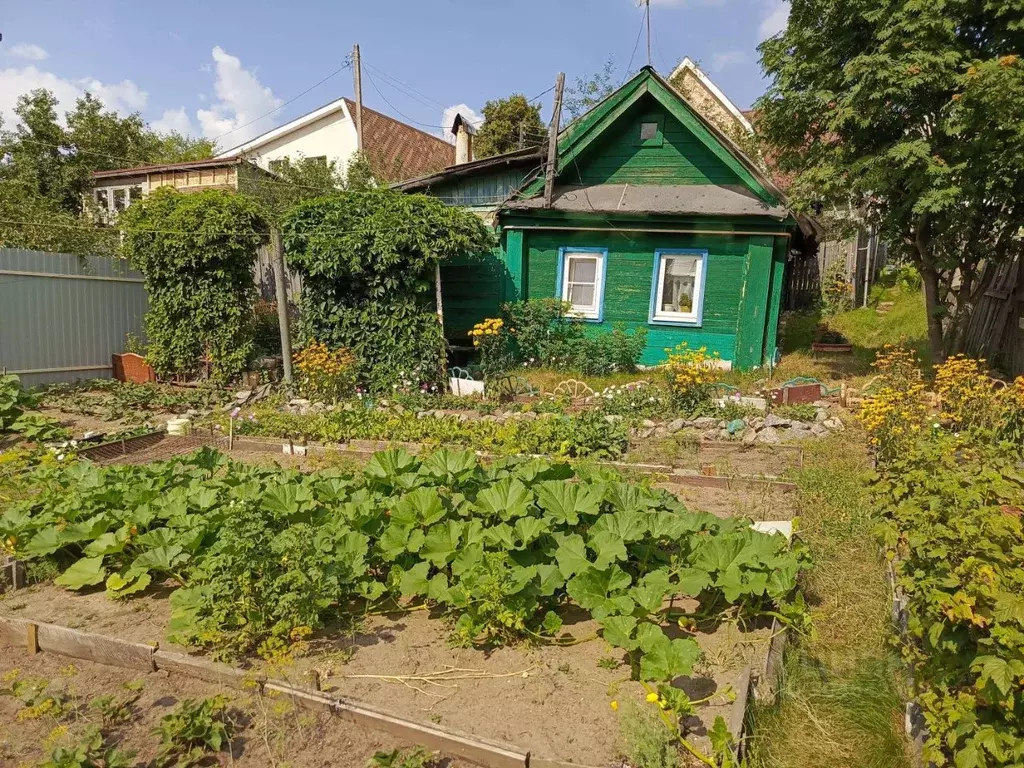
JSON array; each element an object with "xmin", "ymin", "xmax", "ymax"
[
  {"xmin": 352, "ymin": 44, "xmax": 364, "ymax": 152},
  {"xmin": 518, "ymin": 122, "xmax": 526, "ymax": 150},
  {"xmin": 543, "ymin": 72, "xmax": 565, "ymax": 209},
  {"xmin": 270, "ymin": 229, "xmax": 293, "ymax": 384}
]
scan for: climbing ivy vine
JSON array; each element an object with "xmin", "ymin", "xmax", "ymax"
[
  {"xmin": 282, "ymin": 188, "xmax": 494, "ymax": 392},
  {"xmin": 120, "ymin": 187, "xmax": 269, "ymax": 382}
]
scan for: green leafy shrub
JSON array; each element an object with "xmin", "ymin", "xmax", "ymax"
[
  {"xmin": 501, "ymin": 299, "xmax": 647, "ymax": 375},
  {"xmin": 282, "ymin": 189, "xmax": 494, "ymax": 392},
  {"xmin": 120, "ymin": 187, "xmax": 269, "ymax": 382},
  {"xmin": 368, "ymin": 747, "xmax": 437, "ymax": 768},
  {"xmin": 873, "ymin": 431, "xmax": 1024, "ymax": 766},
  {"xmin": 821, "ymin": 260, "xmax": 853, "ymax": 316},
  {"xmin": 0, "ymin": 374, "xmax": 67, "ymax": 442}
]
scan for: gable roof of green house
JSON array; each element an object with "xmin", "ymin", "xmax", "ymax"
[{"xmin": 396, "ymin": 65, "xmax": 819, "ymax": 370}]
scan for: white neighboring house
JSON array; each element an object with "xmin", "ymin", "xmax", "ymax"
[{"xmin": 216, "ymin": 97, "xmax": 454, "ymax": 183}]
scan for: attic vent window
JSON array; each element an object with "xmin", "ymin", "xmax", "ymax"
[{"xmin": 635, "ymin": 116, "xmax": 664, "ymax": 147}]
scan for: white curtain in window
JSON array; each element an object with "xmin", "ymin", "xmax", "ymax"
[{"xmin": 659, "ymin": 256, "xmax": 698, "ymax": 314}]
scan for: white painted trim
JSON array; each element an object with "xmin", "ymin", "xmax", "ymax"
[
  {"xmin": 669, "ymin": 57, "xmax": 754, "ymax": 134},
  {"xmin": 216, "ymin": 97, "xmax": 350, "ymax": 158}
]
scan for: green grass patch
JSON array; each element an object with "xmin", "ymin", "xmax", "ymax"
[{"xmin": 746, "ymin": 434, "xmax": 911, "ymax": 768}]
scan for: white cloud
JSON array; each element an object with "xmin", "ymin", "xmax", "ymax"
[
  {"xmin": 196, "ymin": 46, "xmax": 281, "ymax": 146},
  {"xmin": 6, "ymin": 43, "xmax": 49, "ymax": 61},
  {"xmin": 711, "ymin": 51, "xmax": 746, "ymax": 72},
  {"xmin": 152, "ymin": 106, "xmax": 195, "ymax": 136},
  {"xmin": 440, "ymin": 104, "xmax": 484, "ymax": 144},
  {"xmin": 0, "ymin": 65, "xmax": 148, "ymax": 127},
  {"xmin": 759, "ymin": 0, "xmax": 790, "ymax": 39}
]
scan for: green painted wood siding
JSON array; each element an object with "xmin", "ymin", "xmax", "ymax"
[
  {"xmin": 524, "ymin": 230, "xmax": 756, "ymax": 366},
  {"xmin": 441, "ymin": 240, "xmax": 507, "ymax": 341},
  {"xmin": 566, "ymin": 98, "xmax": 744, "ymax": 187},
  {"xmin": 428, "ymin": 167, "xmax": 534, "ymax": 208}
]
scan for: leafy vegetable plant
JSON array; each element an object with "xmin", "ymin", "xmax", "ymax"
[
  {"xmin": 6, "ymin": 447, "xmax": 808, "ymax": 682},
  {"xmin": 154, "ymin": 695, "xmax": 235, "ymax": 767}
]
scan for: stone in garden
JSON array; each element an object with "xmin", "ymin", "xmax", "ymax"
[
  {"xmin": 756, "ymin": 426, "xmax": 782, "ymax": 444},
  {"xmin": 718, "ymin": 420, "xmax": 727, "ymax": 429},
  {"xmin": 693, "ymin": 416, "xmax": 719, "ymax": 429},
  {"xmin": 654, "ymin": 427, "xmax": 668, "ymax": 438},
  {"xmin": 417, "ymin": 411, "xmax": 429, "ymax": 419},
  {"xmin": 519, "ymin": 412, "xmax": 537, "ymax": 421},
  {"xmin": 813, "ymin": 400, "xmax": 830, "ymax": 408},
  {"xmin": 823, "ymin": 418, "xmax": 845, "ymax": 431},
  {"xmin": 392, "ymin": 404, "xmax": 405, "ymax": 413},
  {"xmin": 742, "ymin": 428, "xmax": 758, "ymax": 444},
  {"xmin": 289, "ymin": 398, "xmax": 310, "ymax": 407},
  {"xmin": 235, "ymin": 390, "xmax": 252, "ymax": 403},
  {"xmin": 811, "ymin": 423, "xmax": 829, "ymax": 436},
  {"xmin": 642, "ymin": 419, "xmax": 657, "ymax": 428},
  {"xmin": 702, "ymin": 429, "xmax": 719, "ymax": 440},
  {"xmin": 785, "ymin": 426, "xmax": 812, "ymax": 441},
  {"xmin": 666, "ymin": 418, "xmax": 686, "ymax": 433},
  {"xmin": 605, "ymin": 415, "xmax": 623, "ymax": 424},
  {"xmin": 718, "ymin": 428, "xmax": 730, "ymax": 439},
  {"xmin": 788, "ymin": 420, "xmax": 810, "ymax": 431},
  {"xmin": 749, "ymin": 416, "xmax": 765, "ymax": 430},
  {"xmin": 815, "ymin": 408, "xmax": 828, "ymax": 422},
  {"xmin": 765, "ymin": 413, "xmax": 791, "ymax": 428}
]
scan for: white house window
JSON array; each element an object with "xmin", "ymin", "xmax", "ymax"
[
  {"xmin": 651, "ymin": 251, "xmax": 706, "ymax": 324},
  {"xmin": 560, "ymin": 250, "xmax": 605, "ymax": 320},
  {"xmin": 640, "ymin": 122, "xmax": 659, "ymax": 141},
  {"xmin": 129, "ymin": 185, "xmax": 143, "ymax": 203},
  {"xmin": 113, "ymin": 188, "xmax": 127, "ymax": 213},
  {"xmin": 95, "ymin": 190, "xmax": 109, "ymax": 210}
]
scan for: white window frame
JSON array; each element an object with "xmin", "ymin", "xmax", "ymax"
[
  {"xmin": 557, "ymin": 247, "xmax": 607, "ymax": 322},
  {"xmin": 648, "ymin": 249, "xmax": 708, "ymax": 326}
]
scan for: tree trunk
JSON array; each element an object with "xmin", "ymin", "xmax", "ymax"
[
  {"xmin": 914, "ymin": 216, "xmax": 947, "ymax": 364},
  {"xmin": 921, "ymin": 263, "xmax": 947, "ymax": 364}
]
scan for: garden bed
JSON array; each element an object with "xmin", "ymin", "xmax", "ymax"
[
  {"xmin": 0, "ymin": 581, "xmax": 768, "ymax": 765},
  {"xmin": 1, "ymin": 642, "xmax": 468, "ymax": 768}
]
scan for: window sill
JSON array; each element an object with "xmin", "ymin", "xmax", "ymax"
[{"xmin": 649, "ymin": 316, "xmax": 702, "ymax": 328}]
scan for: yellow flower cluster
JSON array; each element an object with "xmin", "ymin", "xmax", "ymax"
[
  {"xmin": 857, "ymin": 345, "xmax": 928, "ymax": 460},
  {"xmin": 664, "ymin": 343, "xmax": 719, "ymax": 390},
  {"xmin": 292, "ymin": 341, "xmax": 358, "ymax": 402},
  {"xmin": 934, "ymin": 354, "xmax": 995, "ymax": 429},
  {"xmin": 663, "ymin": 342, "xmax": 719, "ymax": 411},
  {"xmin": 470, "ymin": 317, "xmax": 504, "ymax": 348}
]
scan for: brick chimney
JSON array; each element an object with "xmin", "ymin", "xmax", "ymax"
[{"xmin": 451, "ymin": 113, "xmax": 475, "ymax": 165}]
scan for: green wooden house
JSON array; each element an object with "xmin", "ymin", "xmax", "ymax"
[{"xmin": 396, "ymin": 67, "xmax": 817, "ymax": 370}]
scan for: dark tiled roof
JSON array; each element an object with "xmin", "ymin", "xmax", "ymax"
[{"xmin": 344, "ymin": 99, "xmax": 454, "ymax": 182}]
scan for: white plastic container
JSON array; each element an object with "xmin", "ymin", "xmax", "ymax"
[{"xmin": 166, "ymin": 417, "xmax": 191, "ymax": 436}]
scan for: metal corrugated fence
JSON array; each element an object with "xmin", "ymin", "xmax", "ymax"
[{"xmin": 0, "ymin": 248, "xmax": 148, "ymax": 387}]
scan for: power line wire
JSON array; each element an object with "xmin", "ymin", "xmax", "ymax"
[
  {"xmin": 622, "ymin": 7, "xmax": 647, "ymax": 84},
  {"xmin": 209, "ymin": 61, "xmax": 351, "ymax": 148}
]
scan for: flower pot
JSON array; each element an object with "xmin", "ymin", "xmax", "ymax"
[
  {"xmin": 811, "ymin": 342, "xmax": 853, "ymax": 354},
  {"xmin": 112, "ymin": 353, "xmax": 156, "ymax": 384}
]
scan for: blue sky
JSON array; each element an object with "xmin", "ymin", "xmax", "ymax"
[{"xmin": 1, "ymin": 0, "xmax": 787, "ymax": 150}]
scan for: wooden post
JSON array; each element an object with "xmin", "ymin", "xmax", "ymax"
[
  {"xmin": 27, "ymin": 623, "xmax": 38, "ymax": 654},
  {"xmin": 271, "ymin": 229, "xmax": 293, "ymax": 384},
  {"xmin": 543, "ymin": 73, "xmax": 565, "ymax": 209},
  {"xmin": 353, "ymin": 44, "xmax": 364, "ymax": 153}
]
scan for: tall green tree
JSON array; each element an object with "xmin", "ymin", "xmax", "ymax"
[
  {"xmin": 0, "ymin": 89, "xmax": 214, "ymax": 217},
  {"xmin": 756, "ymin": 0, "xmax": 1024, "ymax": 364},
  {"xmin": 474, "ymin": 95, "xmax": 545, "ymax": 158},
  {"xmin": 565, "ymin": 58, "xmax": 619, "ymax": 121}
]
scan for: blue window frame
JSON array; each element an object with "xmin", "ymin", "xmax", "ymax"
[
  {"xmin": 648, "ymin": 249, "xmax": 708, "ymax": 327},
  {"xmin": 556, "ymin": 246, "xmax": 608, "ymax": 322}
]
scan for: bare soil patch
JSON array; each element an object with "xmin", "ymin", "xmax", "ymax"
[
  {"xmin": 2, "ymin": 583, "xmax": 768, "ymax": 766},
  {"xmin": 0, "ymin": 644, "xmax": 471, "ymax": 767}
]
